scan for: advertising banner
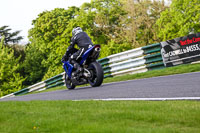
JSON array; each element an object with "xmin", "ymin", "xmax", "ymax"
[{"xmin": 161, "ymin": 33, "xmax": 200, "ymax": 67}]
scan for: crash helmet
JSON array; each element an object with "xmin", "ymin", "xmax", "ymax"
[{"xmin": 72, "ymin": 27, "xmax": 83, "ymax": 37}]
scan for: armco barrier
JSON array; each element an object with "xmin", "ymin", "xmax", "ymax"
[
  {"xmin": 0, "ymin": 72, "xmax": 65, "ymax": 99},
  {"xmin": 99, "ymin": 43, "xmax": 164, "ymax": 78},
  {"xmin": 0, "ymin": 43, "xmax": 164, "ymax": 99}
]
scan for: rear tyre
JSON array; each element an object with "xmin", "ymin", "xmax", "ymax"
[
  {"xmin": 64, "ymin": 73, "xmax": 76, "ymax": 90},
  {"xmin": 88, "ymin": 62, "xmax": 104, "ymax": 87}
]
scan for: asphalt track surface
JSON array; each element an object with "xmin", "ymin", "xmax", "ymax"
[{"xmin": 1, "ymin": 72, "xmax": 200, "ymax": 101}]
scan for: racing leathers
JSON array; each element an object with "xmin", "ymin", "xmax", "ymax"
[{"xmin": 62, "ymin": 31, "xmax": 93, "ymax": 73}]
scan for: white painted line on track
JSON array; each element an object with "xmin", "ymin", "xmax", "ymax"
[{"xmin": 92, "ymin": 97, "xmax": 200, "ymax": 101}]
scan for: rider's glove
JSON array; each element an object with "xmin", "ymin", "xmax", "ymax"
[{"xmin": 61, "ymin": 55, "xmax": 68, "ymax": 62}]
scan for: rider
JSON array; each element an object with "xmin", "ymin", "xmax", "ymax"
[{"xmin": 62, "ymin": 27, "xmax": 93, "ymax": 74}]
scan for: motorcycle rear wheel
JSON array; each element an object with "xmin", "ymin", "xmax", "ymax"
[
  {"xmin": 65, "ymin": 73, "xmax": 76, "ymax": 90},
  {"xmin": 88, "ymin": 62, "xmax": 104, "ymax": 87}
]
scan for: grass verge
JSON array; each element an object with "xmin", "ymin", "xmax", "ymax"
[{"xmin": 0, "ymin": 100, "xmax": 200, "ymax": 133}]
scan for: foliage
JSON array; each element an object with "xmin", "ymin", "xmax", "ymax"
[
  {"xmin": 91, "ymin": 0, "xmax": 127, "ymax": 44},
  {"xmin": 28, "ymin": 7, "xmax": 80, "ymax": 80},
  {"xmin": 156, "ymin": 0, "xmax": 200, "ymax": 41},
  {"xmin": 100, "ymin": 40, "xmax": 132, "ymax": 58},
  {"xmin": 0, "ymin": 37, "xmax": 25, "ymax": 96},
  {"xmin": 22, "ymin": 44, "xmax": 46, "ymax": 85},
  {"xmin": 8, "ymin": 44, "xmax": 26, "ymax": 62},
  {"xmin": 120, "ymin": 0, "xmax": 168, "ymax": 47},
  {"xmin": 0, "ymin": 25, "xmax": 25, "ymax": 62},
  {"xmin": 0, "ymin": 25, "xmax": 23, "ymax": 44}
]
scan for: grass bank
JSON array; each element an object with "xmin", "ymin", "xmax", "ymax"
[{"xmin": 0, "ymin": 100, "xmax": 200, "ymax": 133}]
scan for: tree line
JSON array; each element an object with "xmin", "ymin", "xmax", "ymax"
[{"xmin": 0, "ymin": 0, "xmax": 200, "ymax": 96}]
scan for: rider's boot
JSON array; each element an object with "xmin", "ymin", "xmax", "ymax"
[
  {"xmin": 70, "ymin": 60, "xmax": 83, "ymax": 75},
  {"xmin": 74, "ymin": 63, "xmax": 83, "ymax": 74}
]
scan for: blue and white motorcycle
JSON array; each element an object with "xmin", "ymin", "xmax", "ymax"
[{"xmin": 62, "ymin": 45, "xmax": 104, "ymax": 89}]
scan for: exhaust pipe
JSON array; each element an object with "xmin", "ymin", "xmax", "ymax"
[{"xmin": 95, "ymin": 47, "xmax": 101, "ymax": 51}]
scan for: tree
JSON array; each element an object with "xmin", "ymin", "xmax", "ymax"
[
  {"xmin": 28, "ymin": 7, "xmax": 80, "ymax": 80},
  {"xmin": 0, "ymin": 37, "xmax": 25, "ymax": 97},
  {"xmin": 156, "ymin": 0, "xmax": 200, "ymax": 41},
  {"xmin": 91, "ymin": 0, "xmax": 127, "ymax": 44},
  {"xmin": 78, "ymin": 0, "xmax": 133, "ymax": 57},
  {"xmin": 23, "ymin": 44, "xmax": 46, "ymax": 85},
  {"xmin": 120, "ymin": 0, "xmax": 168, "ymax": 48},
  {"xmin": 0, "ymin": 25, "xmax": 23, "ymax": 44},
  {"xmin": 0, "ymin": 26, "xmax": 25, "ymax": 61}
]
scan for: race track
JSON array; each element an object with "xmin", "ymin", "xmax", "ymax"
[{"xmin": 1, "ymin": 72, "xmax": 200, "ymax": 101}]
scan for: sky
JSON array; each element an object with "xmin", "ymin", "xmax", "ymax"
[{"xmin": 0, "ymin": 0, "xmax": 91, "ymax": 44}]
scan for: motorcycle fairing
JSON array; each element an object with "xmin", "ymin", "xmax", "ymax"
[{"xmin": 63, "ymin": 61, "xmax": 74, "ymax": 78}]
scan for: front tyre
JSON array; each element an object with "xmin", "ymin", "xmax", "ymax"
[
  {"xmin": 64, "ymin": 73, "xmax": 75, "ymax": 90},
  {"xmin": 88, "ymin": 62, "xmax": 104, "ymax": 87}
]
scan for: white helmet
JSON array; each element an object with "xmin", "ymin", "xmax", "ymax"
[{"xmin": 72, "ymin": 27, "xmax": 83, "ymax": 37}]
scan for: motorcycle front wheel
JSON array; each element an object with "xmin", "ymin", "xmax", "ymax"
[
  {"xmin": 65, "ymin": 73, "xmax": 75, "ymax": 90},
  {"xmin": 88, "ymin": 62, "xmax": 104, "ymax": 87}
]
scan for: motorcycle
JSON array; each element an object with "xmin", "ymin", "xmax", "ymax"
[{"xmin": 62, "ymin": 44, "xmax": 104, "ymax": 89}]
